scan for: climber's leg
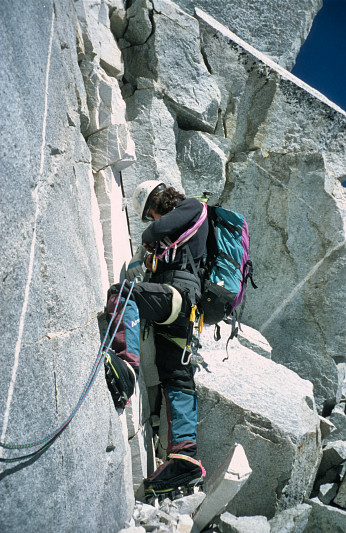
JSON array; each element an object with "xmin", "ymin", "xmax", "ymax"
[
  {"xmin": 154, "ymin": 331, "xmax": 197, "ymax": 454},
  {"xmin": 143, "ymin": 326, "xmax": 205, "ymax": 494},
  {"xmin": 105, "ymin": 282, "xmax": 141, "ymax": 408},
  {"xmin": 105, "ymin": 281, "xmax": 176, "ymax": 408}
]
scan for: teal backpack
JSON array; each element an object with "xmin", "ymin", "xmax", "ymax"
[{"xmin": 197, "ymin": 203, "xmax": 257, "ymax": 338}]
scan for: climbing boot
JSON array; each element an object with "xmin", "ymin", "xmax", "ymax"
[
  {"xmin": 144, "ymin": 453, "xmax": 206, "ymax": 499},
  {"xmin": 104, "ymin": 349, "xmax": 137, "ymax": 409}
]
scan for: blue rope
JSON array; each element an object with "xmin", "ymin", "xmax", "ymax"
[{"xmin": 0, "ymin": 279, "xmax": 135, "ymax": 462}]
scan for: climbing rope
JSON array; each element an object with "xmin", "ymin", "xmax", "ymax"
[{"xmin": 0, "ymin": 278, "xmax": 136, "ymax": 463}]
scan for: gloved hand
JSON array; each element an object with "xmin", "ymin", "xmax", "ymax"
[{"xmin": 125, "ymin": 245, "xmax": 147, "ymax": 281}]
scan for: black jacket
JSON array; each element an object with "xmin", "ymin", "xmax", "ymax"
[{"xmin": 142, "ymin": 198, "xmax": 208, "ymax": 280}]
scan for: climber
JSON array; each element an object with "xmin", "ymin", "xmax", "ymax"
[{"xmin": 106, "ymin": 180, "xmax": 208, "ymax": 497}]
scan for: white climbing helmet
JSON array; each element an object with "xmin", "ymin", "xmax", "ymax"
[{"xmin": 132, "ymin": 180, "xmax": 166, "ymax": 221}]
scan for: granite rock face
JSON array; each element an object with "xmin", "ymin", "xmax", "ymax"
[
  {"xmin": 217, "ymin": 512, "xmax": 270, "ymax": 533},
  {"xmin": 0, "ymin": 0, "xmax": 135, "ymax": 531},
  {"xmin": 176, "ymin": 130, "xmax": 231, "ymax": 203},
  {"xmin": 126, "ymin": 374, "xmax": 155, "ymax": 497},
  {"xmin": 172, "ymin": 0, "xmax": 322, "ymax": 70},
  {"xmin": 268, "ymin": 503, "xmax": 312, "ymax": 533},
  {"xmin": 305, "ymin": 497, "xmax": 346, "ymax": 533},
  {"xmin": 76, "ymin": 5, "xmax": 135, "ymax": 172},
  {"xmin": 94, "ymin": 166, "xmax": 132, "ymax": 284},
  {"xmin": 121, "ymin": 0, "xmax": 221, "ymax": 249},
  {"xmin": 75, "ymin": 0, "xmax": 124, "ymax": 78},
  {"xmin": 121, "ymin": 86, "xmax": 182, "ymax": 249},
  {"xmin": 195, "ymin": 9, "xmax": 346, "ymax": 412},
  {"xmin": 123, "ymin": 0, "xmax": 220, "ymax": 132},
  {"xmin": 193, "ymin": 323, "xmax": 321, "ymax": 518}
]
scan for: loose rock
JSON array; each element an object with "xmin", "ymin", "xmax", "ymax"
[
  {"xmin": 193, "ymin": 323, "xmax": 321, "ymax": 518},
  {"xmin": 305, "ymin": 497, "xmax": 346, "ymax": 532},
  {"xmin": 217, "ymin": 511, "xmax": 270, "ymax": 533},
  {"xmin": 318, "ymin": 483, "xmax": 339, "ymax": 505},
  {"xmin": 333, "ymin": 475, "xmax": 346, "ymax": 510},
  {"xmin": 269, "ymin": 503, "xmax": 312, "ymax": 533}
]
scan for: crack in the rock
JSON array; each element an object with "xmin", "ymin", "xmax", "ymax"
[
  {"xmin": 23, "ymin": 313, "xmax": 102, "ymax": 347},
  {"xmin": 196, "ymin": 394, "xmax": 222, "ymax": 426},
  {"xmin": 264, "ymin": 183, "xmax": 292, "ymax": 257},
  {"xmin": 53, "ymin": 369, "xmax": 59, "ymax": 415},
  {"xmin": 200, "ymin": 45, "xmax": 212, "ymax": 75},
  {"xmin": 164, "ymin": 94, "xmax": 215, "ymax": 134}
]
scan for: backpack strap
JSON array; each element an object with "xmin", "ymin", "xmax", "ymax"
[
  {"xmin": 181, "ymin": 246, "xmax": 188, "ymax": 271},
  {"xmin": 180, "ymin": 244, "xmax": 203, "ymax": 308},
  {"xmin": 219, "ymin": 250, "xmax": 241, "ymax": 270},
  {"xmin": 223, "ymin": 264, "xmax": 255, "ymax": 357},
  {"xmin": 215, "ymin": 215, "xmax": 242, "ymax": 236},
  {"xmin": 185, "ymin": 244, "xmax": 200, "ymax": 280},
  {"xmin": 244, "ymin": 260, "xmax": 258, "ymax": 289}
]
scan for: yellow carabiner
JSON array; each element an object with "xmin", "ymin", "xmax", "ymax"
[
  {"xmin": 152, "ymin": 254, "xmax": 158, "ymax": 273},
  {"xmin": 190, "ymin": 304, "xmax": 197, "ymax": 323},
  {"xmin": 198, "ymin": 313, "xmax": 204, "ymax": 334}
]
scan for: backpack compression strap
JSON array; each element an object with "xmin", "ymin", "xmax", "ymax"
[{"xmin": 215, "ymin": 215, "xmax": 242, "ymax": 236}]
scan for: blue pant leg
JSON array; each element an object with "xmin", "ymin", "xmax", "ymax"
[
  {"xmin": 164, "ymin": 386, "xmax": 197, "ymax": 455},
  {"xmin": 154, "ymin": 330, "xmax": 198, "ymax": 456}
]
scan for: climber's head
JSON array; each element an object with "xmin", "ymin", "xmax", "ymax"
[
  {"xmin": 132, "ymin": 181, "xmax": 186, "ymax": 222},
  {"xmin": 132, "ymin": 180, "xmax": 166, "ymax": 222}
]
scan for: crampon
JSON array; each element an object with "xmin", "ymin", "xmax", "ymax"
[{"xmin": 144, "ymin": 477, "xmax": 204, "ymax": 505}]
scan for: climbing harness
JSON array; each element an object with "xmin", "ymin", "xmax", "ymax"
[{"xmin": 0, "ymin": 278, "xmax": 138, "ymax": 463}]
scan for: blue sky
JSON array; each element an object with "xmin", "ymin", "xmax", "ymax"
[{"xmin": 292, "ymin": 0, "xmax": 346, "ymax": 112}]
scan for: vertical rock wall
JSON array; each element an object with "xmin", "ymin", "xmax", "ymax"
[
  {"xmin": 196, "ymin": 10, "xmax": 346, "ymax": 412},
  {"xmin": 0, "ymin": 0, "xmax": 135, "ymax": 531}
]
